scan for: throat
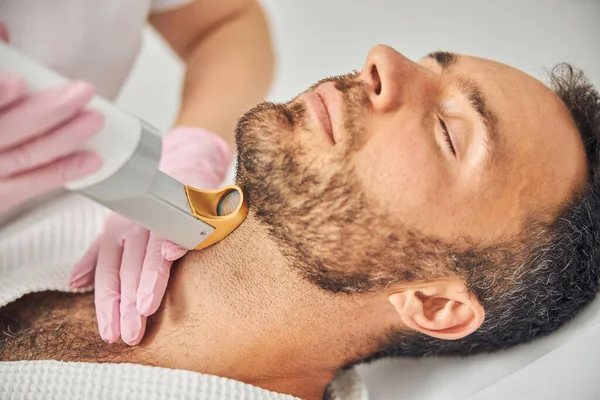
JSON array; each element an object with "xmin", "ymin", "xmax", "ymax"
[{"xmin": 132, "ymin": 217, "xmax": 361, "ymax": 400}]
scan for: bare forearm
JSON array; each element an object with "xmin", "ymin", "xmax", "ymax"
[{"xmin": 163, "ymin": 2, "xmax": 274, "ymax": 149}]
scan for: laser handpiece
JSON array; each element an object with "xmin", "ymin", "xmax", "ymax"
[{"xmin": 0, "ymin": 42, "xmax": 247, "ymax": 250}]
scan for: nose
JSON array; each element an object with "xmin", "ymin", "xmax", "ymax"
[{"xmin": 361, "ymin": 45, "xmax": 434, "ymax": 112}]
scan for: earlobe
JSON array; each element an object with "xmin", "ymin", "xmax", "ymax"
[{"xmin": 388, "ymin": 278, "xmax": 485, "ymax": 340}]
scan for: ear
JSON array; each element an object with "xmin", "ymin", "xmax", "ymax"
[{"xmin": 388, "ymin": 278, "xmax": 485, "ymax": 340}]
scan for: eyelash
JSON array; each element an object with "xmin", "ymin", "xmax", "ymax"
[{"xmin": 439, "ymin": 118, "xmax": 456, "ymax": 156}]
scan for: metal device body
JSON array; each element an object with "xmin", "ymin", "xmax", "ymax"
[
  {"xmin": 0, "ymin": 42, "xmax": 246, "ymax": 250},
  {"xmin": 79, "ymin": 122, "xmax": 216, "ymax": 250}
]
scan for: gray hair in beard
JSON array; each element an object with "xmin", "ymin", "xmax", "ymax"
[{"xmin": 234, "ymin": 72, "xmax": 465, "ymax": 293}]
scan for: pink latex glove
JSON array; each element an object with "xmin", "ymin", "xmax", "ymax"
[
  {"xmin": 69, "ymin": 126, "xmax": 231, "ymax": 345},
  {"xmin": 0, "ymin": 21, "xmax": 103, "ymax": 214}
]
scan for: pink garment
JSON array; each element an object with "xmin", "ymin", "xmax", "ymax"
[{"xmin": 69, "ymin": 127, "xmax": 232, "ymax": 345}]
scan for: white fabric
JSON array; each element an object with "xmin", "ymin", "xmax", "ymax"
[
  {"xmin": 1, "ymin": 0, "xmax": 192, "ymax": 100},
  {"xmin": 0, "ymin": 193, "xmax": 107, "ymax": 307},
  {"xmin": 0, "ymin": 361, "xmax": 366, "ymax": 400},
  {"xmin": 0, "ymin": 361, "xmax": 299, "ymax": 400}
]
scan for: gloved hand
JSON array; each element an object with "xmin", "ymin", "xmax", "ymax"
[
  {"xmin": 69, "ymin": 126, "xmax": 231, "ymax": 345},
  {"xmin": 0, "ymin": 20, "xmax": 103, "ymax": 215}
]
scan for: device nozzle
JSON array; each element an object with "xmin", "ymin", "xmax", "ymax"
[{"xmin": 217, "ymin": 190, "xmax": 242, "ymax": 216}]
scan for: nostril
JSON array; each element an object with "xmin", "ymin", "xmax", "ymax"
[{"xmin": 371, "ymin": 65, "xmax": 382, "ymax": 95}]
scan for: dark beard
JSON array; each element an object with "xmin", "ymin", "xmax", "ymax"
[{"xmin": 234, "ymin": 73, "xmax": 452, "ymax": 293}]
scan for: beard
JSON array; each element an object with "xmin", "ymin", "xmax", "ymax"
[{"xmin": 234, "ymin": 73, "xmax": 453, "ymax": 293}]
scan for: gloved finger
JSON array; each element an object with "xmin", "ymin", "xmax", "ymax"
[
  {"xmin": 0, "ymin": 21, "xmax": 9, "ymax": 42},
  {"xmin": 0, "ymin": 151, "xmax": 102, "ymax": 214},
  {"xmin": 136, "ymin": 233, "xmax": 181, "ymax": 317},
  {"xmin": 0, "ymin": 110, "xmax": 103, "ymax": 178},
  {"xmin": 161, "ymin": 241, "xmax": 189, "ymax": 261},
  {"xmin": 94, "ymin": 219, "xmax": 128, "ymax": 343},
  {"xmin": 159, "ymin": 126, "xmax": 233, "ymax": 188},
  {"xmin": 69, "ymin": 235, "xmax": 102, "ymax": 288},
  {"xmin": 0, "ymin": 80, "xmax": 94, "ymax": 150},
  {"xmin": 119, "ymin": 225, "xmax": 149, "ymax": 346},
  {"xmin": 0, "ymin": 73, "xmax": 27, "ymax": 109}
]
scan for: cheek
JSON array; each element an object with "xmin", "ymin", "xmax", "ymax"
[{"xmin": 352, "ymin": 121, "xmax": 451, "ymax": 226}]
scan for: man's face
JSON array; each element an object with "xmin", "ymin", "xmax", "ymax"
[{"xmin": 235, "ymin": 45, "xmax": 587, "ymax": 291}]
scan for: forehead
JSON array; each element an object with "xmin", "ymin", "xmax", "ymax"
[
  {"xmin": 422, "ymin": 53, "xmax": 587, "ymax": 223},
  {"xmin": 419, "ymin": 53, "xmax": 570, "ymax": 123}
]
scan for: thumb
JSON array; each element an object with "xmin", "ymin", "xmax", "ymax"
[{"xmin": 161, "ymin": 241, "xmax": 188, "ymax": 261}]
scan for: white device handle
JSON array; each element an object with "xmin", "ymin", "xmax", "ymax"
[{"xmin": 0, "ymin": 41, "xmax": 150, "ymax": 190}]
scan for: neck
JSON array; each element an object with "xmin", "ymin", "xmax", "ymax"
[{"xmin": 134, "ymin": 216, "xmax": 380, "ymax": 400}]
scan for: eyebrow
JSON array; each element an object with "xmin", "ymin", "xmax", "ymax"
[
  {"xmin": 427, "ymin": 51, "xmax": 458, "ymax": 72},
  {"xmin": 427, "ymin": 51, "xmax": 500, "ymax": 156}
]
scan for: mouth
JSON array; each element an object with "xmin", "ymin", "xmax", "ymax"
[
  {"xmin": 299, "ymin": 82, "xmax": 341, "ymax": 145},
  {"xmin": 317, "ymin": 94, "xmax": 333, "ymax": 142},
  {"xmin": 315, "ymin": 82, "xmax": 341, "ymax": 144}
]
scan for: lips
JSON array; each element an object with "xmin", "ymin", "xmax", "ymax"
[
  {"xmin": 315, "ymin": 82, "xmax": 341, "ymax": 144},
  {"xmin": 297, "ymin": 82, "xmax": 341, "ymax": 144},
  {"xmin": 301, "ymin": 90, "xmax": 334, "ymax": 144},
  {"xmin": 314, "ymin": 92, "xmax": 334, "ymax": 141}
]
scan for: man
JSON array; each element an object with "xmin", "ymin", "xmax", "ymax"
[{"xmin": 1, "ymin": 45, "xmax": 599, "ymax": 400}]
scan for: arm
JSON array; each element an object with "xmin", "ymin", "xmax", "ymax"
[{"xmin": 150, "ymin": 0, "xmax": 275, "ymax": 148}]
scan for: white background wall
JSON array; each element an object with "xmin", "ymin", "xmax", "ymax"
[
  {"xmin": 117, "ymin": 0, "xmax": 600, "ymax": 133},
  {"xmin": 115, "ymin": 1, "xmax": 600, "ymax": 399}
]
